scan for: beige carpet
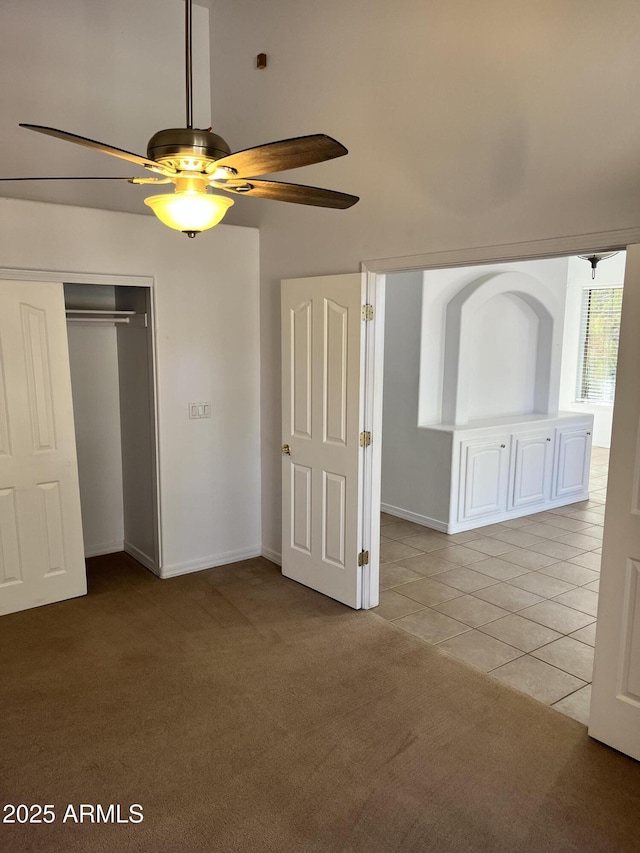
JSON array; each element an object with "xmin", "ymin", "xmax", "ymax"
[{"xmin": 1, "ymin": 552, "xmax": 639, "ymax": 852}]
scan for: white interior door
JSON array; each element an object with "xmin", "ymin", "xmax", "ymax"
[
  {"xmin": 590, "ymin": 245, "xmax": 640, "ymax": 761},
  {"xmin": 281, "ymin": 273, "xmax": 365, "ymax": 608},
  {"xmin": 0, "ymin": 280, "xmax": 86, "ymax": 616}
]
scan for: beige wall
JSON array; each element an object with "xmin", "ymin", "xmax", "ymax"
[{"xmin": 0, "ymin": 198, "xmax": 261, "ymax": 576}]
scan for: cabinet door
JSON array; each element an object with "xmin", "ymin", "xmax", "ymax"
[
  {"xmin": 553, "ymin": 426, "xmax": 592, "ymax": 500},
  {"xmin": 459, "ymin": 437, "xmax": 510, "ymax": 522},
  {"xmin": 510, "ymin": 432, "xmax": 554, "ymax": 510}
]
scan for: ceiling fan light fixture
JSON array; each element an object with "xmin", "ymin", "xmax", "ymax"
[
  {"xmin": 578, "ymin": 252, "xmax": 619, "ymax": 279},
  {"xmin": 9, "ymin": 0, "xmax": 358, "ymax": 225},
  {"xmin": 144, "ymin": 184, "xmax": 234, "ymax": 236}
]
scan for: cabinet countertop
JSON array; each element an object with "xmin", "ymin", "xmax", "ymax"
[{"xmin": 421, "ymin": 411, "xmax": 594, "ymax": 434}]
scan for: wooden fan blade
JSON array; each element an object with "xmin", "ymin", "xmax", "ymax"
[
  {"xmin": 19, "ymin": 124, "xmax": 171, "ymax": 174},
  {"xmin": 0, "ymin": 176, "xmax": 136, "ymax": 181},
  {"xmin": 214, "ymin": 134, "xmax": 348, "ymax": 178},
  {"xmin": 219, "ymin": 179, "xmax": 359, "ymax": 209}
]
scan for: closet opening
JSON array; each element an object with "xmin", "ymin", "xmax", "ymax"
[{"xmin": 64, "ymin": 282, "xmax": 159, "ymax": 575}]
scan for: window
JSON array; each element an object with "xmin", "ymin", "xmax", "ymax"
[{"xmin": 576, "ymin": 285, "xmax": 623, "ymax": 403}]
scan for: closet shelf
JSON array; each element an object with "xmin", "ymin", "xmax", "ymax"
[{"xmin": 65, "ymin": 309, "xmax": 136, "ymax": 315}]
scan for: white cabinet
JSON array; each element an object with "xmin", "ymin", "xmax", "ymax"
[
  {"xmin": 510, "ymin": 430, "xmax": 554, "ymax": 510},
  {"xmin": 553, "ymin": 424, "xmax": 593, "ymax": 500},
  {"xmin": 460, "ymin": 437, "xmax": 510, "ymax": 521},
  {"xmin": 424, "ymin": 413, "xmax": 594, "ymax": 533}
]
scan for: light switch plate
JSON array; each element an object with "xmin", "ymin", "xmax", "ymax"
[{"xmin": 189, "ymin": 402, "xmax": 211, "ymax": 419}]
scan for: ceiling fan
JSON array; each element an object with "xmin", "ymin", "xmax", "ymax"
[{"xmin": 0, "ymin": 0, "xmax": 358, "ymax": 237}]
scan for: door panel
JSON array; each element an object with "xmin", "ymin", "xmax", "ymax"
[
  {"xmin": 460, "ymin": 437, "xmax": 510, "ymax": 521},
  {"xmin": 324, "ymin": 299, "xmax": 348, "ymax": 445},
  {"xmin": 621, "ymin": 560, "xmax": 640, "ymax": 699},
  {"xmin": 0, "ymin": 487, "xmax": 21, "ymax": 584},
  {"xmin": 553, "ymin": 427, "xmax": 591, "ymax": 499},
  {"xmin": 0, "ymin": 280, "xmax": 86, "ymax": 616},
  {"xmin": 38, "ymin": 480, "xmax": 66, "ymax": 574},
  {"xmin": 590, "ymin": 244, "xmax": 640, "ymax": 760},
  {"xmin": 22, "ymin": 303, "xmax": 57, "ymax": 451},
  {"xmin": 511, "ymin": 432, "xmax": 553, "ymax": 509},
  {"xmin": 281, "ymin": 274, "xmax": 364, "ymax": 608},
  {"xmin": 0, "ymin": 350, "xmax": 9, "ymax": 456},
  {"xmin": 323, "ymin": 470, "xmax": 346, "ymax": 567},
  {"xmin": 291, "ymin": 301, "xmax": 312, "ymax": 438},
  {"xmin": 292, "ymin": 463, "xmax": 312, "ymax": 553}
]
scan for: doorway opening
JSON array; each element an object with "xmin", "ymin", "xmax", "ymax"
[
  {"xmin": 64, "ymin": 281, "xmax": 160, "ymax": 574},
  {"xmin": 372, "ymin": 252, "xmax": 625, "ymax": 724},
  {"xmin": 280, "ymin": 235, "xmax": 640, "ymax": 758}
]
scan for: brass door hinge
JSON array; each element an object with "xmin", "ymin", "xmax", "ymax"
[
  {"xmin": 362, "ymin": 304, "xmax": 374, "ymax": 321},
  {"xmin": 358, "ymin": 550, "xmax": 370, "ymax": 567},
  {"xmin": 359, "ymin": 431, "xmax": 372, "ymax": 448}
]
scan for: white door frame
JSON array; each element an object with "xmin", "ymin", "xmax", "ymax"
[
  {"xmin": 0, "ymin": 266, "xmax": 163, "ymax": 574},
  {"xmin": 359, "ymin": 225, "xmax": 640, "ymax": 610}
]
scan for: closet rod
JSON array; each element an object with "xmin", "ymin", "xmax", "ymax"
[{"xmin": 66, "ymin": 317, "xmax": 131, "ymax": 325}]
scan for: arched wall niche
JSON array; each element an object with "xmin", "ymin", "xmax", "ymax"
[{"xmin": 441, "ymin": 271, "xmax": 563, "ymax": 424}]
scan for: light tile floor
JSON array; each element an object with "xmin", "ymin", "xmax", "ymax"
[{"xmin": 374, "ymin": 446, "xmax": 609, "ymax": 726}]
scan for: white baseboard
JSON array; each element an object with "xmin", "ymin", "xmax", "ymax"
[
  {"xmin": 124, "ymin": 541, "xmax": 159, "ymax": 575},
  {"xmin": 261, "ymin": 545, "xmax": 282, "ymax": 566},
  {"xmin": 160, "ymin": 545, "xmax": 262, "ymax": 579},
  {"xmin": 84, "ymin": 540, "xmax": 124, "ymax": 558},
  {"xmin": 382, "ymin": 492, "xmax": 591, "ymax": 535},
  {"xmin": 444, "ymin": 492, "xmax": 591, "ymax": 533},
  {"xmin": 380, "ymin": 503, "xmax": 448, "ymax": 533}
]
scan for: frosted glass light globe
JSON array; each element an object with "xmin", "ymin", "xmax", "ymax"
[{"xmin": 145, "ymin": 190, "xmax": 233, "ymax": 236}]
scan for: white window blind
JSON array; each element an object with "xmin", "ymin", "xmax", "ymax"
[{"xmin": 576, "ymin": 285, "xmax": 623, "ymax": 404}]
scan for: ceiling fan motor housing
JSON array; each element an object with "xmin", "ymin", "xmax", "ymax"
[{"xmin": 147, "ymin": 128, "xmax": 231, "ymax": 172}]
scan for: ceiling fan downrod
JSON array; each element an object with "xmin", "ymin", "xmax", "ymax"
[
  {"xmin": 185, "ymin": 0, "xmax": 193, "ymax": 129},
  {"xmin": 144, "ymin": 0, "xmax": 231, "ymax": 171}
]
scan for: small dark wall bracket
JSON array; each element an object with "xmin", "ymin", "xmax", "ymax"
[{"xmin": 256, "ymin": 53, "xmax": 267, "ymax": 69}]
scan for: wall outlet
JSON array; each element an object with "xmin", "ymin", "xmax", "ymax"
[{"xmin": 189, "ymin": 402, "xmax": 211, "ymax": 419}]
